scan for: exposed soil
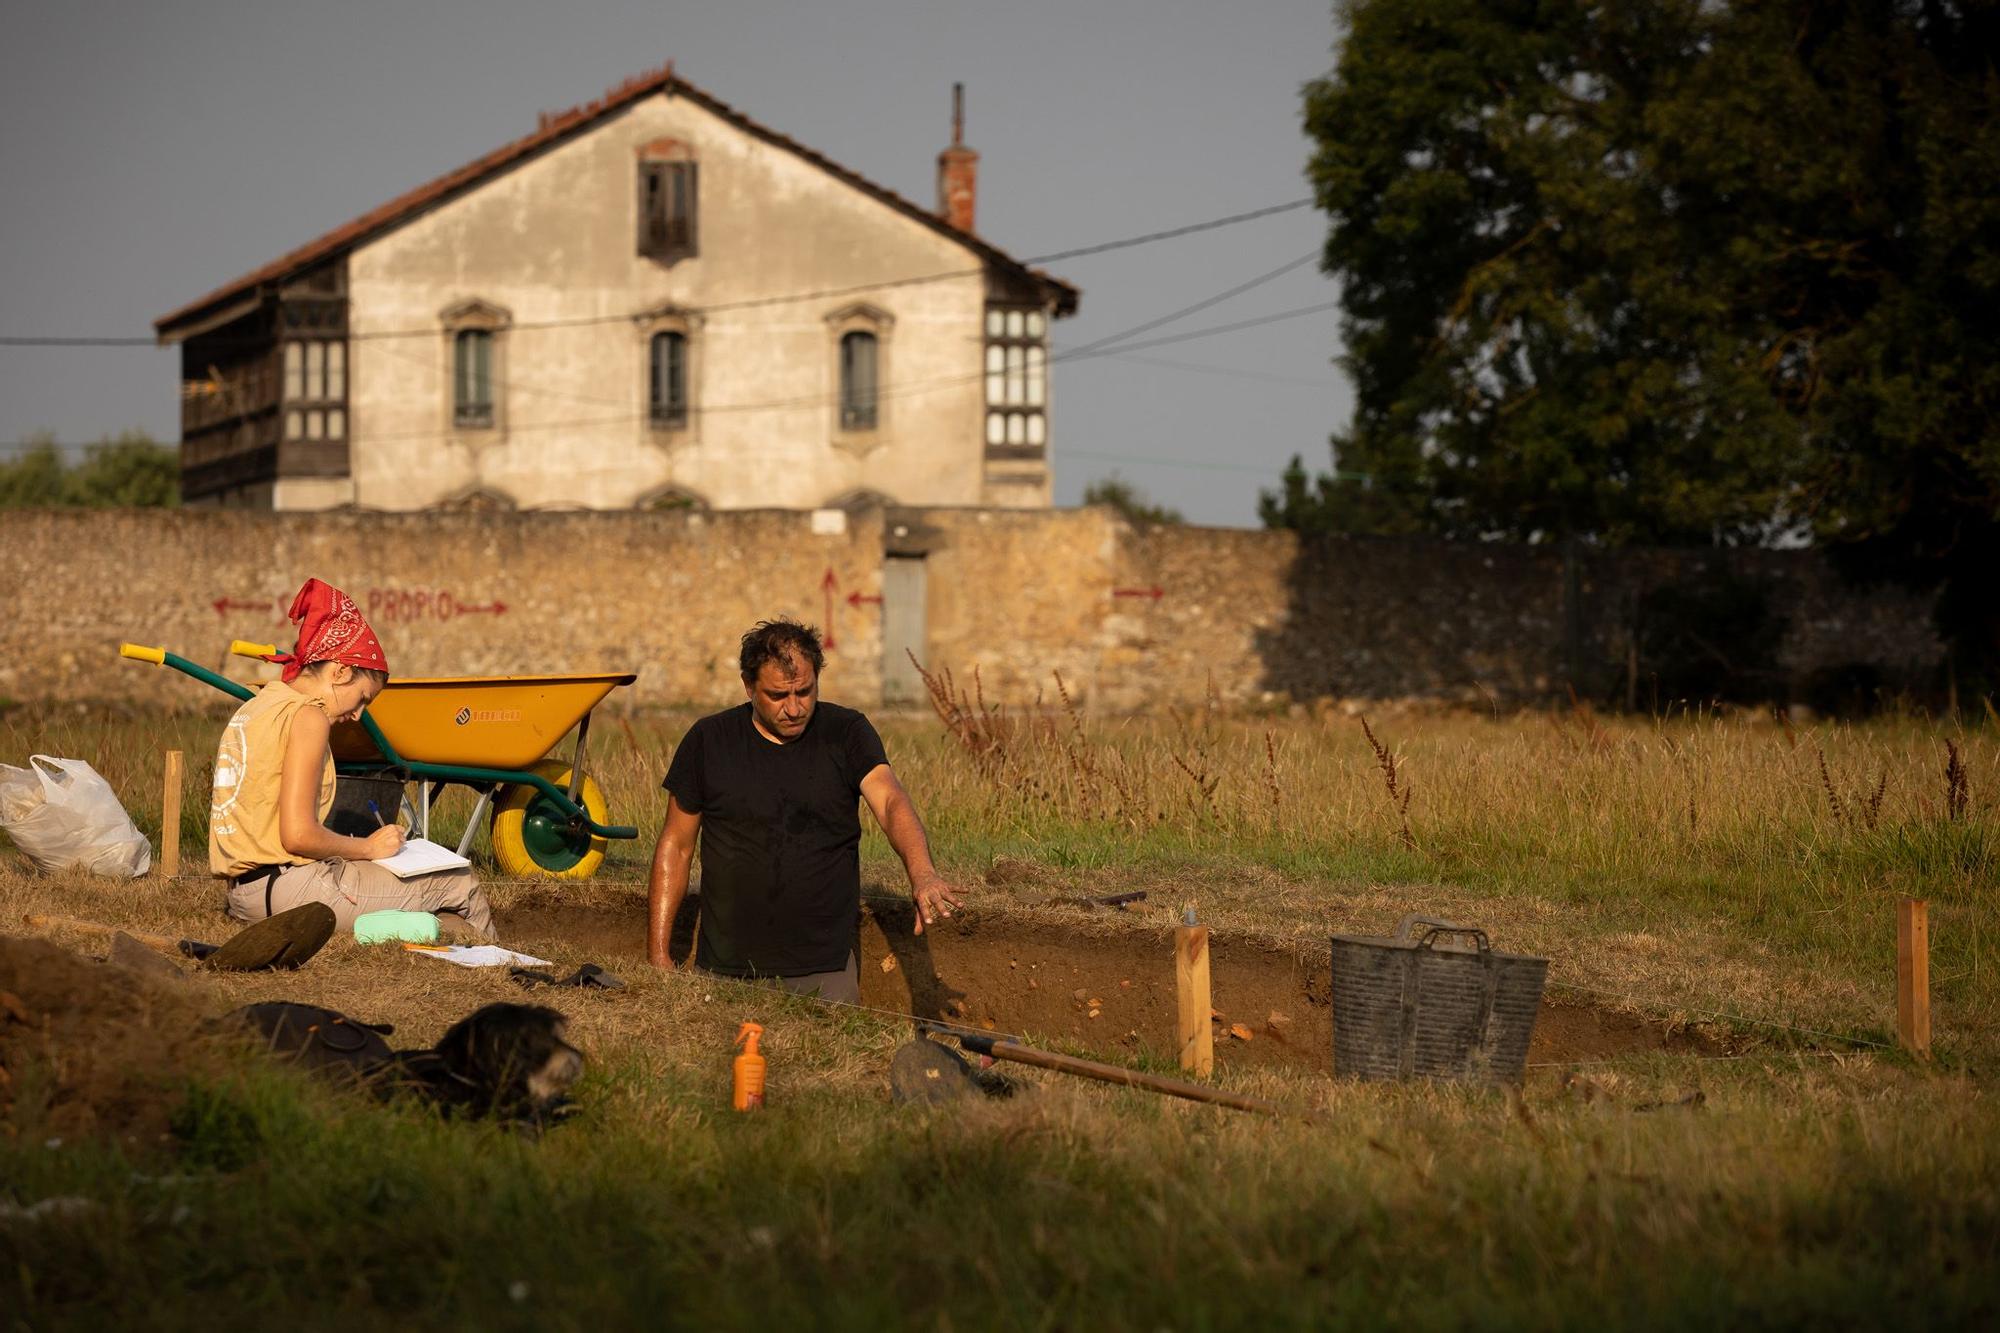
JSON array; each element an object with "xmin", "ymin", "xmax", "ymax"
[
  {"xmin": 496, "ymin": 891, "xmax": 1728, "ymax": 1073},
  {"xmin": 0, "ymin": 934, "xmax": 213, "ymax": 1146}
]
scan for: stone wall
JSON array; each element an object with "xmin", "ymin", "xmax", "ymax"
[{"xmin": 0, "ymin": 509, "xmax": 1942, "ymax": 712}]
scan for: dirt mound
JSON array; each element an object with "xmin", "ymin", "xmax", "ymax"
[{"xmin": 0, "ymin": 934, "xmax": 214, "ymax": 1148}]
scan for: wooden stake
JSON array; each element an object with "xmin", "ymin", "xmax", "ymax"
[
  {"xmin": 1897, "ymin": 897, "xmax": 1930, "ymax": 1058},
  {"xmin": 160, "ymin": 749, "xmax": 184, "ymax": 878},
  {"xmin": 1176, "ymin": 916, "xmax": 1213, "ymax": 1077}
]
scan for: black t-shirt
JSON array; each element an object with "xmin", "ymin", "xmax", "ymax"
[{"xmin": 661, "ymin": 701, "xmax": 888, "ymax": 977}]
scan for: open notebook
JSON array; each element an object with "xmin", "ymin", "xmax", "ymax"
[{"xmin": 375, "ymin": 837, "xmax": 471, "ymax": 880}]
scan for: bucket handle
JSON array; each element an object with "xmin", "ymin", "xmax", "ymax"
[{"xmin": 1394, "ymin": 915, "xmax": 1491, "ymax": 953}]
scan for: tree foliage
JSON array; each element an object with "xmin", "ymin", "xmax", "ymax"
[
  {"xmin": 1083, "ymin": 474, "xmax": 1184, "ymax": 527},
  {"xmin": 1272, "ymin": 0, "xmax": 2000, "ymax": 675},
  {"xmin": 0, "ymin": 432, "xmax": 179, "ymax": 508}
]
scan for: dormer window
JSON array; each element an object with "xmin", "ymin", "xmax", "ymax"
[{"xmin": 637, "ymin": 140, "xmax": 698, "ymax": 263}]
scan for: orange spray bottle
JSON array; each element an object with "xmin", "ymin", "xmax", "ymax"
[{"xmin": 732, "ymin": 1021, "xmax": 766, "ymax": 1110}]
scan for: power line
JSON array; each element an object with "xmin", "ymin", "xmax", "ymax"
[
  {"xmin": 278, "ymin": 252, "xmax": 1337, "ymax": 430},
  {"xmin": 1055, "ymin": 251, "xmax": 1321, "ymax": 360},
  {"xmin": 1022, "ymin": 198, "xmax": 1315, "ymax": 263},
  {"xmin": 0, "ymin": 336, "xmax": 158, "ymax": 348},
  {"xmin": 0, "ymin": 297, "xmax": 1350, "ymax": 454},
  {"xmin": 0, "ymin": 197, "xmax": 1323, "ymax": 350},
  {"xmin": 1059, "ymin": 301, "xmax": 1342, "ymax": 360}
]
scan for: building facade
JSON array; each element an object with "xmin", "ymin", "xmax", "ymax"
[{"xmin": 156, "ymin": 69, "xmax": 1078, "ymax": 512}]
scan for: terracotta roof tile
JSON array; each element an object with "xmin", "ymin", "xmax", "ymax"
[{"xmin": 155, "ymin": 65, "xmax": 1078, "ymax": 340}]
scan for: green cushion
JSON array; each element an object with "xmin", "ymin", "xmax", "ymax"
[{"xmin": 353, "ymin": 909, "xmax": 440, "ymax": 946}]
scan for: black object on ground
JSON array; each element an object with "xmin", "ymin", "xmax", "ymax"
[
  {"xmin": 1329, "ymin": 915, "xmax": 1548, "ymax": 1086},
  {"xmin": 891, "ymin": 1037, "xmax": 982, "ymax": 1105},
  {"xmin": 1045, "ymin": 890, "xmax": 1148, "ymax": 911},
  {"xmin": 225, "ymin": 1001, "xmax": 397, "ymax": 1081},
  {"xmin": 890, "ymin": 1035, "xmax": 1020, "ymax": 1105},
  {"xmin": 509, "ymin": 963, "xmax": 625, "ymax": 990},
  {"xmin": 220, "ymin": 999, "xmax": 585, "ymax": 1131}
]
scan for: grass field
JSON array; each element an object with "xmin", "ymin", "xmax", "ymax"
[{"xmin": 3, "ymin": 694, "xmax": 1997, "ymax": 1327}]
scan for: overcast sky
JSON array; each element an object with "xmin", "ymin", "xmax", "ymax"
[{"xmin": 0, "ymin": 0, "xmax": 1347, "ymax": 527}]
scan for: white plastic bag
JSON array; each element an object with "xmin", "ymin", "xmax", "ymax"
[{"xmin": 0, "ymin": 755, "xmax": 153, "ymax": 878}]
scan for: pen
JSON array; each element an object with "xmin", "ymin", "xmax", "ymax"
[{"xmin": 367, "ymin": 799, "xmax": 386, "ymax": 828}]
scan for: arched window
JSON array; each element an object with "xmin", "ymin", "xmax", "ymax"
[
  {"xmin": 441, "ymin": 298, "xmax": 510, "ymax": 437},
  {"xmin": 453, "ymin": 329, "xmax": 494, "ymax": 428},
  {"xmin": 840, "ymin": 331, "xmax": 878, "ymax": 431},
  {"xmin": 650, "ymin": 331, "xmax": 688, "ymax": 429},
  {"xmin": 825, "ymin": 304, "xmax": 891, "ymax": 450}
]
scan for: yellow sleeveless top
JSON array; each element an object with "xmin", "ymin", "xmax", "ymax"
[{"xmin": 208, "ymin": 681, "xmax": 337, "ymax": 876}]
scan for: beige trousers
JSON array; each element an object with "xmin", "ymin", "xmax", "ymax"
[{"xmin": 225, "ymin": 858, "xmax": 497, "ymax": 941}]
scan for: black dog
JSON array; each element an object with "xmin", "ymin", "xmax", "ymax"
[
  {"xmin": 225, "ymin": 1000, "xmax": 584, "ymax": 1130},
  {"xmin": 379, "ymin": 1003, "xmax": 585, "ymax": 1125}
]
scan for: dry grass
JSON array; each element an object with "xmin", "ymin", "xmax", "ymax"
[{"xmin": 5, "ymin": 692, "xmax": 1999, "ymax": 1326}]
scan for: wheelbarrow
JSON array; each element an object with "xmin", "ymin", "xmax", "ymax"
[{"xmin": 118, "ymin": 640, "xmax": 640, "ymax": 880}]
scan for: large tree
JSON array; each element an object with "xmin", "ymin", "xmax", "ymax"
[{"xmin": 1270, "ymin": 0, "xmax": 2000, "ymax": 681}]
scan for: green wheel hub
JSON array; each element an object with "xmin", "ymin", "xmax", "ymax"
[{"xmin": 519, "ymin": 792, "xmax": 590, "ymax": 871}]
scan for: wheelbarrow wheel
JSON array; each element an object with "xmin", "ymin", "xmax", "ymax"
[{"xmin": 490, "ymin": 761, "xmax": 609, "ymax": 880}]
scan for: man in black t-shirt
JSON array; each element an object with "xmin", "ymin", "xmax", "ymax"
[{"xmin": 645, "ymin": 618, "xmax": 963, "ymax": 1003}]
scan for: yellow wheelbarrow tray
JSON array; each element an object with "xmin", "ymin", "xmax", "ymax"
[
  {"xmin": 118, "ymin": 641, "xmax": 640, "ymax": 879},
  {"xmin": 328, "ymin": 672, "xmax": 637, "ymax": 771}
]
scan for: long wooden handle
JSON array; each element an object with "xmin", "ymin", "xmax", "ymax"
[
  {"xmin": 960, "ymin": 1034, "xmax": 1305, "ymax": 1120},
  {"xmin": 23, "ymin": 913, "xmax": 179, "ymax": 951}
]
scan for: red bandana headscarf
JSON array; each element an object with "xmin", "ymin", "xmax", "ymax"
[{"xmin": 265, "ymin": 578, "xmax": 389, "ymax": 684}]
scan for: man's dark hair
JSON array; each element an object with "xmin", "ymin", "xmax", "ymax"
[{"xmin": 739, "ymin": 619, "xmax": 825, "ymax": 683}]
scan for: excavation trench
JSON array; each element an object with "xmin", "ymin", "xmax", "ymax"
[{"xmin": 497, "ymin": 893, "xmax": 1728, "ymax": 1074}]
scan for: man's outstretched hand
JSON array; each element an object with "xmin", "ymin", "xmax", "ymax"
[{"xmin": 911, "ymin": 872, "xmax": 963, "ymax": 935}]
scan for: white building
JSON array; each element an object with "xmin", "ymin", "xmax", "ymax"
[{"xmin": 157, "ymin": 67, "xmax": 1079, "ymax": 512}]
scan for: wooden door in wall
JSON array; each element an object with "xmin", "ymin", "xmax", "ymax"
[{"xmin": 881, "ymin": 555, "xmax": 928, "ymax": 706}]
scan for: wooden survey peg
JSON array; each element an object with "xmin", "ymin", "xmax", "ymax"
[
  {"xmin": 1176, "ymin": 906, "xmax": 1213, "ymax": 1077},
  {"xmin": 1897, "ymin": 897, "xmax": 1930, "ymax": 1058},
  {"xmin": 160, "ymin": 749, "xmax": 184, "ymax": 878}
]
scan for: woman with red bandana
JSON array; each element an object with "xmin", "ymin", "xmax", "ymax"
[{"xmin": 208, "ymin": 578, "xmax": 497, "ymax": 939}]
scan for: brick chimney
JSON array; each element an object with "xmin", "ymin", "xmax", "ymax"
[{"xmin": 936, "ymin": 83, "xmax": 979, "ymax": 233}]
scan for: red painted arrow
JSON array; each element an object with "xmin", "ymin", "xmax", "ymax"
[
  {"xmin": 454, "ymin": 599, "xmax": 508, "ymax": 616},
  {"xmin": 820, "ymin": 569, "xmax": 840, "ymax": 650},
  {"xmin": 211, "ymin": 597, "xmax": 272, "ymax": 617},
  {"xmin": 846, "ymin": 590, "xmax": 883, "ymax": 607},
  {"xmin": 1112, "ymin": 586, "xmax": 1165, "ymax": 600}
]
